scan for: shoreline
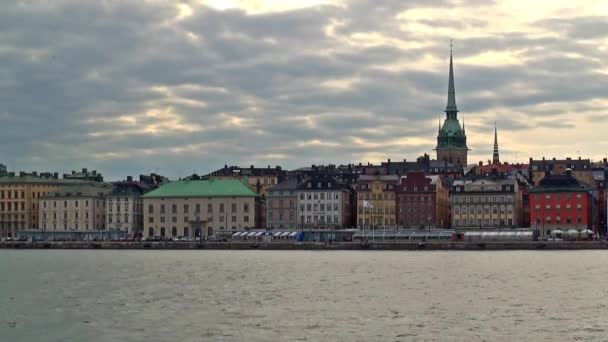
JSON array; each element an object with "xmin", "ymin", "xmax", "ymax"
[{"xmin": 1, "ymin": 241, "xmax": 608, "ymax": 250}]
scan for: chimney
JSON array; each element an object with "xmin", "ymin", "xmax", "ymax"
[
  {"xmin": 19, "ymin": 171, "xmax": 25, "ymax": 176},
  {"xmin": 250, "ymin": 165, "xmax": 254, "ymax": 169},
  {"xmin": 82, "ymin": 168, "xmax": 87, "ymax": 173},
  {"xmin": 387, "ymin": 159, "xmax": 391, "ymax": 164},
  {"xmin": 127, "ymin": 176, "xmax": 133, "ymax": 182},
  {"xmin": 542, "ymin": 157, "xmax": 545, "ymax": 161},
  {"xmin": 32, "ymin": 171, "xmax": 38, "ymax": 176},
  {"xmin": 8, "ymin": 172, "xmax": 14, "ymax": 177},
  {"xmin": 479, "ymin": 161, "xmax": 483, "ymax": 166},
  {"xmin": 579, "ymin": 156, "xmax": 581, "ymax": 160},
  {"xmin": 552, "ymin": 157, "xmax": 556, "ymax": 161},
  {"xmin": 92, "ymin": 170, "xmax": 97, "ymax": 175},
  {"xmin": 72, "ymin": 170, "xmax": 76, "ymax": 175},
  {"xmin": 604, "ymin": 158, "xmax": 607, "ymax": 163},
  {"xmin": 54, "ymin": 172, "xmax": 59, "ymax": 179},
  {"xmin": 566, "ymin": 157, "xmax": 571, "ymax": 161}
]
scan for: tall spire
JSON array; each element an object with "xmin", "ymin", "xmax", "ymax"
[
  {"xmin": 445, "ymin": 40, "xmax": 458, "ymax": 116},
  {"xmin": 492, "ymin": 122, "xmax": 500, "ymax": 165}
]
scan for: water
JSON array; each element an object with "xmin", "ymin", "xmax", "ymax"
[{"xmin": 1, "ymin": 250, "xmax": 607, "ymax": 341}]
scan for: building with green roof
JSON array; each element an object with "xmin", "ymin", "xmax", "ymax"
[{"xmin": 142, "ymin": 179, "xmax": 259, "ymax": 239}]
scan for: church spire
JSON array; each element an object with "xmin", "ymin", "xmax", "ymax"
[
  {"xmin": 445, "ymin": 40, "xmax": 458, "ymax": 116},
  {"xmin": 492, "ymin": 122, "xmax": 500, "ymax": 165}
]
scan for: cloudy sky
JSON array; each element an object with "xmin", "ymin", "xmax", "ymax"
[{"xmin": 2, "ymin": 0, "xmax": 608, "ymax": 180}]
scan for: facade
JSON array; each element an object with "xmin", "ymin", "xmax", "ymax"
[
  {"xmin": 435, "ymin": 50, "xmax": 468, "ymax": 167},
  {"xmin": 529, "ymin": 157, "xmax": 593, "ymax": 186},
  {"xmin": 205, "ymin": 165, "xmax": 287, "ymax": 196},
  {"xmin": 142, "ymin": 179, "xmax": 258, "ymax": 238},
  {"xmin": 105, "ymin": 174, "xmax": 164, "ymax": 237},
  {"xmin": 296, "ymin": 174, "xmax": 353, "ymax": 230},
  {"xmin": 0, "ymin": 172, "xmax": 88, "ymax": 237},
  {"xmin": 451, "ymin": 175, "xmax": 522, "ymax": 229},
  {"xmin": 354, "ymin": 174, "xmax": 398, "ymax": 228},
  {"xmin": 266, "ymin": 178, "xmax": 298, "ymax": 229},
  {"xmin": 396, "ymin": 172, "xmax": 449, "ymax": 228},
  {"xmin": 529, "ymin": 172, "xmax": 592, "ymax": 234},
  {"xmin": 39, "ymin": 184, "xmax": 114, "ymax": 232}
]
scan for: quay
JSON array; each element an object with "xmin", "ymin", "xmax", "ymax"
[{"xmin": 2, "ymin": 241, "xmax": 608, "ymax": 250}]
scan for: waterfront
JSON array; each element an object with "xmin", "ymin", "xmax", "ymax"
[{"xmin": 1, "ymin": 250, "xmax": 607, "ymax": 341}]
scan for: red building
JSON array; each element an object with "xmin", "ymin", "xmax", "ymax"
[
  {"xmin": 529, "ymin": 171, "xmax": 591, "ymax": 235},
  {"xmin": 395, "ymin": 172, "xmax": 449, "ymax": 228}
]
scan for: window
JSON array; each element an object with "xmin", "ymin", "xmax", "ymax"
[
  {"xmin": 149, "ymin": 204, "xmax": 153, "ymax": 213},
  {"xmin": 244, "ymin": 203, "xmax": 249, "ymax": 213},
  {"xmin": 184, "ymin": 204, "xmax": 189, "ymax": 213},
  {"xmin": 244, "ymin": 216, "xmax": 249, "ymax": 222},
  {"xmin": 160, "ymin": 204, "xmax": 165, "ymax": 214},
  {"xmin": 231, "ymin": 203, "xmax": 237, "ymax": 213},
  {"xmin": 172, "ymin": 204, "xmax": 177, "ymax": 214},
  {"xmin": 220, "ymin": 204, "xmax": 224, "ymax": 212},
  {"xmin": 232, "ymin": 216, "xmax": 236, "ymax": 222}
]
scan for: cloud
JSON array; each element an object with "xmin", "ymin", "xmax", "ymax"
[{"xmin": 2, "ymin": 0, "xmax": 608, "ymax": 179}]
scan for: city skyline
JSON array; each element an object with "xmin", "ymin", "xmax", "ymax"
[{"xmin": 2, "ymin": 1, "xmax": 608, "ymax": 179}]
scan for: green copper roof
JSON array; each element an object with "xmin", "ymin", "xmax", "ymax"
[
  {"xmin": 142, "ymin": 179, "xmax": 258, "ymax": 198},
  {"xmin": 446, "ymin": 50, "xmax": 458, "ymax": 113},
  {"xmin": 440, "ymin": 119, "xmax": 464, "ymax": 137}
]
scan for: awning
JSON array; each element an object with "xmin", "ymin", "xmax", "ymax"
[
  {"xmin": 290, "ymin": 232, "xmax": 298, "ymax": 237},
  {"xmin": 272, "ymin": 232, "xmax": 282, "ymax": 237},
  {"xmin": 255, "ymin": 232, "xmax": 263, "ymax": 236}
]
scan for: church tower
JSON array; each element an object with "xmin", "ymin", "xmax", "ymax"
[
  {"xmin": 492, "ymin": 123, "xmax": 500, "ymax": 165},
  {"xmin": 435, "ymin": 45, "xmax": 469, "ymax": 167}
]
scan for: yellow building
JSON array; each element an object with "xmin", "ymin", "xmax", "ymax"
[
  {"xmin": 354, "ymin": 174, "xmax": 399, "ymax": 228},
  {"xmin": 142, "ymin": 179, "xmax": 259, "ymax": 238},
  {"xmin": 0, "ymin": 172, "xmax": 87, "ymax": 237}
]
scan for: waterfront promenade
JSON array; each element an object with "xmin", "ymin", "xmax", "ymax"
[{"xmin": 2, "ymin": 240, "xmax": 608, "ymax": 250}]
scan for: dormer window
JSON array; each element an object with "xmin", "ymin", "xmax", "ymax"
[{"xmin": 307, "ymin": 182, "xmax": 311, "ymax": 188}]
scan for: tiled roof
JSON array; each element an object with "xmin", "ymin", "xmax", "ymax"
[
  {"xmin": 143, "ymin": 179, "xmax": 258, "ymax": 198},
  {"xmin": 268, "ymin": 178, "xmax": 299, "ymax": 191}
]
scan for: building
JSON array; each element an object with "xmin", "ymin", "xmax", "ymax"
[
  {"xmin": 296, "ymin": 174, "xmax": 353, "ymax": 230},
  {"xmin": 266, "ymin": 178, "xmax": 298, "ymax": 229},
  {"xmin": 0, "ymin": 171, "xmax": 88, "ymax": 237},
  {"xmin": 142, "ymin": 179, "xmax": 258, "ymax": 238},
  {"xmin": 354, "ymin": 173, "xmax": 398, "ymax": 229},
  {"xmin": 39, "ymin": 183, "xmax": 114, "ymax": 232},
  {"xmin": 63, "ymin": 168, "xmax": 104, "ymax": 182},
  {"xmin": 435, "ymin": 49, "xmax": 468, "ymax": 167},
  {"xmin": 529, "ymin": 157, "xmax": 593, "ymax": 186},
  {"xmin": 105, "ymin": 175, "xmax": 164, "ymax": 237},
  {"xmin": 451, "ymin": 174, "xmax": 522, "ymax": 229},
  {"xmin": 205, "ymin": 165, "xmax": 287, "ymax": 196},
  {"xmin": 529, "ymin": 171, "xmax": 592, "ymax": 235},
  {"xmin": 395, "ymin": 172, "xmax": 449, "ymax": 228}
]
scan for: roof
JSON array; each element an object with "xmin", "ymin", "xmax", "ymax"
[
  {"xmin": 42, "ymin": 184, "xmax": 114, "ymax": 198},
  {"xmin": 530, "ymin": 173, "xmax": 589, "ymax": 193},
  {"xmin": 143, "ymin": 179, "xmax": 258, "ymax": 198},
  {"xmin": 206, "ymin": 165, "xmax": 286, "ymax": 177},
  {"xmin": 0, "ymin": 174, "xmax": 93, "ymax": 185},
  {"xmin": 529, "ymin": 158, "xmax": 591, "ymax": 171},
  {"xmin": 108, "ymin": 182, "xmax": 154, "ymax": 197},
  {"xmin": 268, "ymin": 178, "xmax": 299, "ymax": 191}
]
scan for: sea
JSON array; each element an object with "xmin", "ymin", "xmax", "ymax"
[{"xmin": 1, "ymin": 250, "xmax": 607, "ymax": 341}]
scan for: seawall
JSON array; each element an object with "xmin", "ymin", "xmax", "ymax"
[{"xmin": 2, "ymin": 241, "xmax": 608, "ymax": 250}]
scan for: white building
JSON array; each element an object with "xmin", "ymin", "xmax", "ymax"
[
  {"xmin": 39, "ymin": 184, "xmax": 113, "ymax": 231},
  {"xmin": 295, "ymin": 175, "xmax": 352, "ymax": 229}
]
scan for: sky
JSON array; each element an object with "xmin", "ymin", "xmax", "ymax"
[{"xmin": 2, "ymin": 0, "xmax": 608, "ymax": 180}]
